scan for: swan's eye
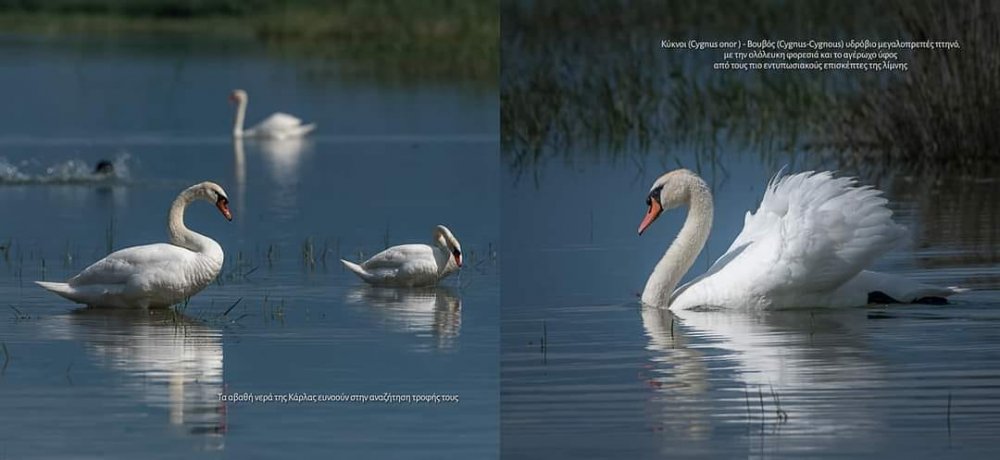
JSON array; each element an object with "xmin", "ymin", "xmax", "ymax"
[
  {"xmin": 647, "ymin": 186, "xmax": 663, "ymax": 205},
  {"xmin": 452, "ymin": 249, "xmax": 461, "ymax": 257}
]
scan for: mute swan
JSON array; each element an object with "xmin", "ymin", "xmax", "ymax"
[
  {"xmin": 229, "ymin": 89, "xmax": 316, "ymax": 139},
  {"xmin": 341, "ymin": 225, "xmax": 462, "ymax": 287},
  {"xmin": 638, "ymin": 169, "xmax": 962, "ymax": 310},
  {"xmin": 36, "ymin": 182, "xmax": 232, "ymax": 308}
]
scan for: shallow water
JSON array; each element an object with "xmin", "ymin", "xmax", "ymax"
[
  {"xmin": 500, "ymin": 150, "xmax": 1000, "ymax": 458},
  {"xmin": 0, "ymin": 34, "xmax": 498, "ymax": 459}
]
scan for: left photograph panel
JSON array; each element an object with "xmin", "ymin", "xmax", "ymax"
[{"xmin": 0, "ymin": 1, "xmax": 498, "ymax": 458}]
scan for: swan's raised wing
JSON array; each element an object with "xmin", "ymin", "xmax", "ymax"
[
  {"xmin": 696, "ymin": 171, "xmax": 907, "ymax": 297},
  {"xmin": 69, "ymin": 243, "xmax": 194, "ymax": 286}
]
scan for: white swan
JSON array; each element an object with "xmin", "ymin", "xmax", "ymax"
[
  {"xmin": 341, "ymin": 225, "xmax": 462, "ymax": 287},
  {"xmin": 638, "ymin": 169, "xmax": 962, "ymax": 310},
  {"xmin": 36, "ymin": 182, "xmax": 232, "ymax": 308},
  {"xmin": 229, "ymin": 89, "xmax": 316, "ymax": 139}
]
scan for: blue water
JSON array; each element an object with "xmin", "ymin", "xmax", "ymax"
[
  {"xmin": 500, "ymin": 149, "xmax": 1000, "ymax": 459},
  {"xmin": 0, "ymin": 34, "xmax": 498, "ymax": 459}
]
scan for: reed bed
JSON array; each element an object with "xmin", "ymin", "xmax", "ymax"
[
  {"xmin": 502, "ymin": 0, "xmax": 996, "ymax": 177},
  {"xmin": 831, "ymin": 0, "xmax": 1000, "ymax": 176}
]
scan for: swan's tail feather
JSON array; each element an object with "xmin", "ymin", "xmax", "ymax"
[
  {"xmin": 340, "ymin": 259, "xmax": 372, "ymax": 281},
  {"xmin": 35, "ymin": 281, "xmax": 73, "ymax": 296},
  {"xmin": 35, "ymin": 281, "xmax": 128, "ymax": 307},
  {"xmin": 35, "ymin": 281, "xmax": 88, "ymax": 304},
  {"xmin": 295, "ymin": 123, "xmax": 317, "ymax": 137}
]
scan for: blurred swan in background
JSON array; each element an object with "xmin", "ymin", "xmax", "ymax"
[
  {"xmin": 36, "ymin": 182, "xmax": 232, "ymax": 308},
  {"xmin": 341, "ymin": 225, "xmax": 463, "ymax": 287},
  {"xmin": 639, "ymin": 169, "xmax": 963, "ymax": 310},
  {"xmin": 229, "ymin": 89, "xmax": 316, "ymax": 139}
]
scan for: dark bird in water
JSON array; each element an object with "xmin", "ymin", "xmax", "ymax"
[{"xmin": 94, "ymin": 160, "xmax": 114, "ymax": 175}]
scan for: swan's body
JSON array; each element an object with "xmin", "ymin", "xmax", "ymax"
[
  {"xmin": 341, "ymin": 225, "xmax": 462, "ymax": 287},
  {"xmin": 638, "ymin": 169, "xmax": 962, "ymax": 310},
  {"xmin": 36, "ymin": 182, "xmax": 232, "ymax": 308},
  {"xmin": 230, "ymin": 89, "xmax": 315, "ymax": 139}
]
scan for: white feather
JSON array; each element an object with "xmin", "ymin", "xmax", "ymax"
[
  {"xmin": 341, "ymin": 226, "xmax": 462, "ymax": 287},
  {"xmin": 36, "ymin": 182, "xmax": 228, "ymax": 308},
  {"xmin": 641, "ymin": 170, "xmax": 963, "ymax": 310}
]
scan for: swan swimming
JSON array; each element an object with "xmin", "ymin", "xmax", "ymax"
[
  {"xmin": 341, "ymin": 225, "xmax": 462, "ymax": 287},
  {"xmin": 229, "ymin": 89, "xmax": 316, "ymax": 139},
  {"xmin": 638, "ymin": 169, "xmax": 962, "ymax": 310},
  {"xmin": 36, "ymin": 182, "xmax": 232, "ymax": 308}
]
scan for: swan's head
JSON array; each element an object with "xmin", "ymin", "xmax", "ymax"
[
  {"xmin": 228, "ymin": 89, "xmax": 248, "ymax": 104},
  {"xmin": 638, "ymin": 169, "xmax": 700, "ymax": 235},
  {"xmin": 433, "ymin": 225, "xmax": 462, "ymax": 268},
  {"xmin": 187, "ymin": 182, "xmax": 233, "ymax": 221}
]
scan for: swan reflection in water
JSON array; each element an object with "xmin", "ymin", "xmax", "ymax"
[
  {"xmin": 641, "ymin": 306, "xmax": 882, "ymax": 454},
  {"xmin": 42, "ymin": 308, "xmax": 226, "ymax": 449},
  {"xmin": 257, "ymin": 137, "xmax": 312, "ymax": 187},
  {"xmin": 233, "ymin": 137, "xmax": 312, "ymax": 218},
  {"xmin": 346, "ymin": 286, "xmax": 462, "ymax": 350},
  {"xmin": 232, "ymin": 138, "xmax": 246, "ymax": 218}
]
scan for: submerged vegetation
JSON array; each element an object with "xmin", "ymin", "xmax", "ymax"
[
  {"xmin": 502, "ymin": 0, "xmax": 998, "ymax": 177},
  {"xmin": 0, "ymin": 0, "xmax": 498, "ymax": 82}
]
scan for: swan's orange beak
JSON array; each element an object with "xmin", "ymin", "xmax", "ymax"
[
  {"xmin": 638, "ymin": 200, "xmax": 662, "ymax": 235},
  {"xmin": 453, "ymin": 250, "xmax": 463, "ymax": 268},
  {"xmin": 217, "ymin": 197, "xmax": 233, "ymax": 221}
]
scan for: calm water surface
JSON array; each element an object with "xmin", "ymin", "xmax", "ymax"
[
  {"xmin": 501, "ymin": 151, "xmax": 1000, "ymax": 459},
  {"xmin": 0, "ymin": 34, "xmax": 498, "ymax": 459}
]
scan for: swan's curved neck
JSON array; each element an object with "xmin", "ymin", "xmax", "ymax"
[
  {"xmin": 233, "ymin": 97, "xmax": 247, "ymax": 137},
  {"xmin": 168, "ymin": 191, "xmax": 216, "ymax": 253},
  {"xmin": 641, "ymin": 177, "xmax": 713, "ymax": 307},
  {"xmin": 432, "ymin": 236, "xmax": 458, "ymax": 275}
]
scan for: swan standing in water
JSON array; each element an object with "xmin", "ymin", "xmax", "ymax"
[
  {"xmin": 229, "ymin": 89, "xmax": 316, "ymax": 139},
  {"xmin": 36, "ymin": 182, "xmax": 232, "ymax": 308},
  {"xmin": 638, "ymin": 169, "xmax": 962, "ymax": 310},
  {"xmin": 341, "ymin": 225, "xmax": 462, "ymax": 287}
]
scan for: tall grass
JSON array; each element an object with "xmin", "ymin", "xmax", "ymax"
[
  {"xmin": 832, "ymin": 0, "xmax": 1000, "ymax": 175},
  {"xmin": 502, "ymin": 0, "xmax": 996, "ymax": 176}
]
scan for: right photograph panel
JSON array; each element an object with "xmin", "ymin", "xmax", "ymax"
[{"xmin": 500, "ymin": 1, "xmax": 999, "ymax": 458}]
